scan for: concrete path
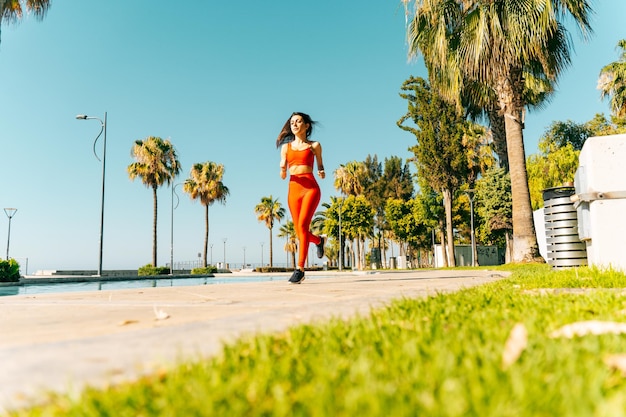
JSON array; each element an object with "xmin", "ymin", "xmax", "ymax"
[{"xmin": 0, "ymin": 269, "xmax": 508, "ymax": 412}]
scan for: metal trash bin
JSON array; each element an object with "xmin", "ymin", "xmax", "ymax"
[{"xmin": 543, "ymin": 186, "xmax": 587, "ymax": 268}]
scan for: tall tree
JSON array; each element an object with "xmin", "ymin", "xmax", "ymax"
[
  {"xmin": 380, "ymin": 156, "xmax": 414, "ymax": 202},
  {"xmin": 0, "ymin": 0, "xmax": 51, "ymax": 44},
  {"xmin": 374, "ymin": 156, "xmax": 415, "ymax": 266},
  {"xmin": 599, "ymin": 39, "xmax": 626, "ymax": 118},
  {"xmin": 277, "ymin": 221, "xmax": 297, "ymax": 268},
  {"xmin": 334, "ymin": 161, "xmax": 366, "ymax": 197},
  {"xmin": 334, "ymin": 161, "xmax": 368, "ymax": 268},
  {"xmin": 463, "ymin": 123, "xmax": 496, "ymax": 188},
  {"xmin": 254, "ymin": 196, "xmax": 285, "ymax": 267},
  {"xmin": 404, "ymin": 2, "xmax": 554, "ymax": 173},
  {"xmin": 339, "ymin": 195, "xmax": 375, "ymax": 270},
  {"xmin": 405, "ymin": 0, "xmax": 593, "ymax": 263},
  {"xmin": 540, "ymin": 120, "xmax": 594, "ymax": 151},
  {"xmin": 128, "ymin": 136, "xmax": 181, "ymax": 267},
  {"xmin": 475, "ymin": 167, "xmax": 513, "ymax": 262},
  {"xmin": 320, "ymin": 196, "xmax": 347, "ymax": 269},
  {"xmin": 526, "ymin": 138, "xmax": 579, "ymax": 211},
  {"xmin": 361, "ymin": 155, "xmax": 385, "ymax": 267},
  {"xmin": 385, "ymin": 198, "xmax": 430, "ymax": 263},
  {"xmin": 183, "ymin": 162, "xmax": 229, "ymax": 268},
  {"xmin": 398, "ymin": 76, "xmax": 469, "ymax": 266},
  {"xmin": 585, "ymin": 113, "xmax": 626, "ymax": 136}
]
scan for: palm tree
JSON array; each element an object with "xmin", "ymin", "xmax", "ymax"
[
  {"xmin": 254, "ymin": 196, "xmax": 285, "ymax": 267},
  {"xmin": 340, "ymin": 195, "xmax": 375, "ymax": 270},
  {"xmin": 183, "ymin": 162, "xmax": 229, "ymax": 268},
  {"xmin": 128, "ymin": 136, "xmax": 181, "ymax": 267},
  {"xmin": 320, "ymin": 197, "xmax": 346, "ymax": 269},
  {"xmin": 463, "ymin": 122, "xmax": 496, "ymax": 188},
  {"xmin": 0, "ymin": 0, "xmax": 51, "ymax": 44},
  {"xmin": 599, "ymin": 39, "xmax": 626, "ymax": 118},
  {"xmin": 334, "ymin": 161, "xmax": 367, "ymax": 268},
  {"xmin": 278, "ymin": 221, "xmax": 297, "ymax": 268},
  {"xmin": 333, "ymin": 161, "xmax": 365, "ymax": 197},
  {"xmin": 405, "ymin": 0, "xmax": 593, "ymax": 263}
]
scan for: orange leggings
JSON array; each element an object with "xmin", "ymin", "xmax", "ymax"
[{"xmin": 288, "ymin": 173, "xmax": 321, "ymax": 269}]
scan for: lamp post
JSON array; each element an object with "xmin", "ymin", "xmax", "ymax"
[
  {"xmin": 76, "ymin": 112, "xmax": 107, "ymax": 276},
  {"xmin": 4, "ymin": 208, "xmax": 17, "ymax": 260},
  {"xmin": 170, "ymin": 183, "xmax": 182, "ymax": 275},
  {"xmin": 338, "ymin": 198, "xmax": 343, "ymax": 271},
  {"xmin": 260, "ymin": 242, "xmax": 264, "ymax": 266},
  {"xmin": 242, "ymin": 246, "xmax": 246, "ymax": 268},
  {"xmin": 222, "ymin": 238, "xmax": 227, "ymax": 267},
  {"xmin": 210, "ymin": 243, "xmax": 214, "ymax": 265}
]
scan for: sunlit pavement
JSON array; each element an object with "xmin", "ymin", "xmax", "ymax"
[{"xmin": 0, "ymin": 269, "xmax": 508, "ymax": 412}]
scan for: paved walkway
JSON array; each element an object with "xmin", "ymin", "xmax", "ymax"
[{"xmin": 0, "ymin": 269, "xmax": 508, "ymax": 412}]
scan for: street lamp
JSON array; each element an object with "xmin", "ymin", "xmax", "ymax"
[
  {"xmin": 243, "ymin": 246, "xmax": 246, "ymax": 268},
  {"xmin": 338, "ymin": 198, "xmax": 343, "ymax": 271},
  {"xmin": 222, "ymin": 237, "xmax": 227, "ymax": 267},
  {"xmin": 4, "ymin": 208, "xmax": 17, "ymax": 260},
  {"xmin": 170, "ymin": 183, "xmax": 182, "ymax": 275},
  {"xmin": 260, "ymin": 242, "xmax": 264, "ymax": 266},
  {"xmin": 76, "ymin": 112, "xmax": 107, "ymax": 276},
  {"xmin": 210, "ymin": 243, "xmax": 214, "ymax": 265}
]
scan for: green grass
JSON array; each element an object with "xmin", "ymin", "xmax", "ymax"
[{"xmin": 10, "ymin": 264, "xmax": 626, "ymax": 416}]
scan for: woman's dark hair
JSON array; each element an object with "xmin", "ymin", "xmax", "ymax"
[{"xmin": 275, "ymin": 112, "xmax": 316, "ymax": 148}]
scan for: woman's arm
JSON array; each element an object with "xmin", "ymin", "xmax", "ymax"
[
  {"xmin": 280, "ymin": 144, "xmax": 288, "ymax": 179},
  {"xmin": 312, "ymin": 142, "xmax": 325, "ymax": 179}
]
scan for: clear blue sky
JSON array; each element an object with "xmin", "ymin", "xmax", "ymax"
[{"xmin": 1, "ymin": 1, "xmax": 624, "ymax": 274}]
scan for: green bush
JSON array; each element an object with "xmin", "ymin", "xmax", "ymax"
[
  {"xmin": 255, "ymin": 266, "xmax": 326, "ymax": 273},
  {"xmin": 191, "ymin": 266, "xmax": 217, "ymax": 275},
  {"xmin": 0, "ymin": 258, "xmax": 20, "ymax": 282},
  {"xmin": 255, "ymin": 266, "xmax": 289, "ymax": 273},
  {"xmin": 137, "ymin": 264, "xmax": 170, "ymax": 276}
]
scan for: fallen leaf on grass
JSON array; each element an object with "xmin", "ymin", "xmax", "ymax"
[
  {"xmin": 502, "ymin": 323, "xmax": 528, "ymax": 369},
  {"xmin": 550, "ymin": 321, "xmax": 626, "ymax": 338},
  {"xmin": 604, "ymin": 354, "xmax": 626, "ymax": 376}
]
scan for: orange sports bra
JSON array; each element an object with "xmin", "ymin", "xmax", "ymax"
[{"xmin": 286, "ymin": 143, "xmax": 314, "ymax": 168}]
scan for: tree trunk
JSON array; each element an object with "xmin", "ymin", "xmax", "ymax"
[
  {"xmin": 152, "ymin": 186, "xmax": 158, "ymax": 267},
  {"xmin": 382, "ymin": 234, "xmax": 387, "ymax": 268},
  {"xmin": 355, "ymin": 237, "xmax": 361, "ymax": 270},
  {"xmin": 488, "ymin": 108, "xmax": 508, "ymax": 171},
  {"xmin": 503, "ymin": 111, "xmax": 541, "ymax": 263},
  {"xmin": 377, "ymin": 227, "xmax": 383, "ymax": 269},
  {"xmin": 339, "ymin": 232, "xmax": 344, "ymax": 269},
  {"xmin": 443, "ymin": 188, "xmax": 456, "ymax": 267},
  {"xmin": 360, "ymin": 237, "xmax": 366, "ymax": 269},
  {"xmin": 497, "ymin": 69, "xmax": 541, "ymax": 263},
  {"xmin": 439, "ymin": 219, "xmax": 448, "ymax": 267},
  {"xmin": 350, "ymin": 238, "xmax": 355, "ymax": 269},
  {"xmin": 505, "ymin": 230, "xmax": 513, "ymax": 264},
  {"xmin": 203, "ymin": 205, "xmax": 209, "ymax": 268},
  {"xmin": 269, "ymin": 224, "xmax": 273, "ymax": 267}
]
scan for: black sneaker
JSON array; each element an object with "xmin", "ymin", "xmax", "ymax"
[
  {"xmin": 316, "ymin": 236, "xmax": 325, "ymax": 259},
  {"xmin": 289, "ymin": 269, "xmax": 305, "ymax": 284}
]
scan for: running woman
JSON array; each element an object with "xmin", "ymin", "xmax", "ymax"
[{"xmin": 276, "ymin": 112, "xmax": 326, "ymax": 284}]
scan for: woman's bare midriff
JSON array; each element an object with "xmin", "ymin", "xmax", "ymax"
[{"xmin": 289, "ymin": 165, "xmax": 313, "ymax": 175}]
